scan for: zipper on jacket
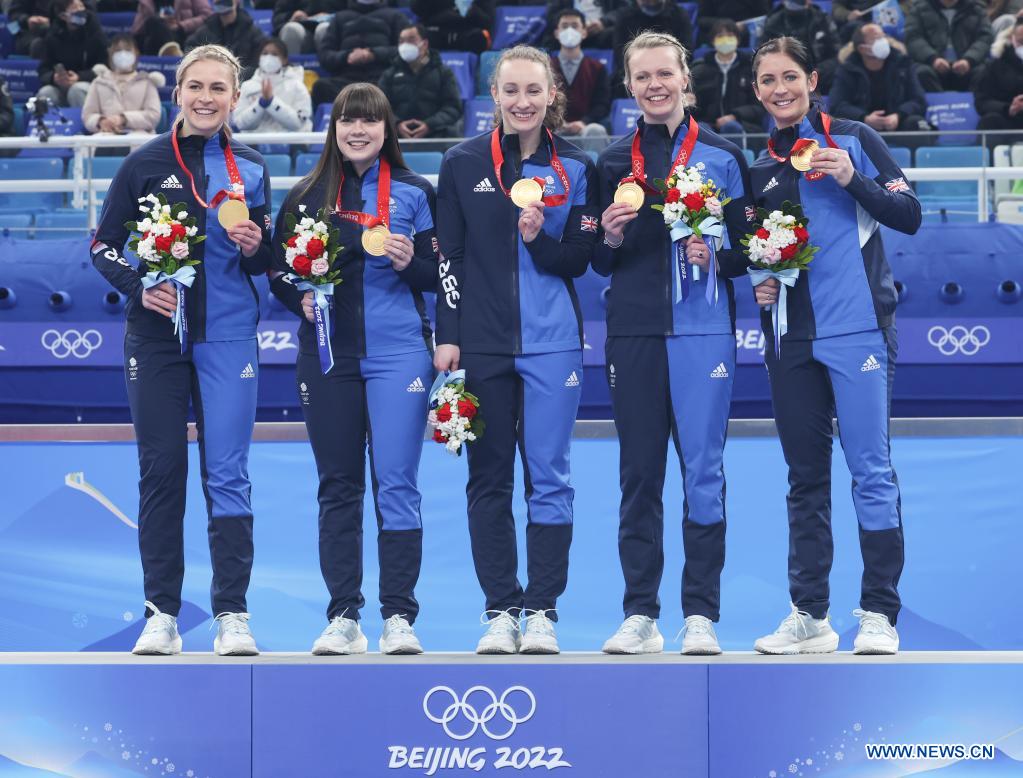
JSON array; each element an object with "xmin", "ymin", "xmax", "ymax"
[{"xmin": 511, "ymin": 148, "xmax": 523, "ymax": 355}]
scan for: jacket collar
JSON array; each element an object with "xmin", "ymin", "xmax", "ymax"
[{"xmin": 499, "ymin": 126, "xmax": 553, "ymax": 164}]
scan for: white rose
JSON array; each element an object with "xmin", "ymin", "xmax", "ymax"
[
  {"xmin": 298, "ymin": 204, "xmax": 307, "ymax": 213},
  {"xmin": 170, "ymin": 241, "xmax": 189, "ymax": 260},
  {"xmin": 310, "ymin": 258, "xmax": 329, "ymax": 276},
  {"xmin": 186, "ymin": 226, "xmax": 197, "ymax": 237},
  {"xmin": 314, "ymin": 221, "xmax": 328, "ymax": 233},
  {"xmin": 177, "ymin": 211, "xmax": 188, "ymax": 220},
  {"xmin": 162, "ymin": 204, "xmax": 171, "ymax": 215}
]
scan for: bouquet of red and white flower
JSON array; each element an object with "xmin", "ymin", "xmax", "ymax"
[
  {"xmin": 281, "ymin": 204, "xmax": 344, "ymax": 373},
  {"xmin": 741, "ymin": 200, "xmax": 819, "ymax": 355},
  {"xmin": 126, "ymin": 192, "xmax": 205, "ymax": 351},
  {"xmin": 652, "ymin": 162, "xmax": 731, "ymax": 303},
  {"xmin": 427, "ymin": 370, "xmax": 484, "ymax": 456}
]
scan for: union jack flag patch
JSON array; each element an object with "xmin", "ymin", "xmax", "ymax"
[
  {"xmin": 580, "ymin": 215, "xmax": 598, "ymax": 233},
  {"xmin": 885, "ymin": 177, "xmax": 910, "ymax": 193},
  {"xmin": 745, "ymin": 206, "xmax": 756, "ymax": 221},
  {"xmin": 432, "ymin": 236, "xmax": 439, "ymax": 254}
]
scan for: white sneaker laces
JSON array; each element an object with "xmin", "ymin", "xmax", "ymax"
[
  {"xmin": 142, "ymin": 601, "xmax": 174, "ymax": 634},
  {"xmin": 521, "ymin": 609, "xmax": 556, "ymax": 636},
  {"xmin": 385, "ymin": 614, "xmax": 414, "ymax": 635},
  {"xmin": 616, "ymin": 614, "xmax": 650, "ymax": 636},
  {"xmin": 324, "ymin": 609, "xmax": 354, "ymax": 635},
  {"xmin": 777, "ymin": 606, "xmax": 815, "ymax": 641},
  {"xmin": 676, "ymin": 615, "xmax": 712, "ymax": 642},
  {"xmin": 480, "ymin": 610, "xmax": 518, "ymax": 634},
  {"xmin": 213, "ymin": 612, "xmax": 252, "ymax": 635},
  {"xmin": 853, "ymin": 609, "xmax": 890, "ymax": 635}
]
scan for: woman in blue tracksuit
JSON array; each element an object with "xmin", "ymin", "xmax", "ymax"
[
  {"xmin": 595, "ymin": 31, "xmax": 755, "ymax": 656},
  {"xmin": 749, "ymin": 37, "xmax": 921, "ymax": 655},
  {"xmin": 270, "ymin": 83, "xmax": 437, "ymax": 656},
  {"xmin": 434, "ymin": 45, "xmax": 600, "ymax": 654},
  {"xmin": 91, "ymin": 44, "xmax": 273, "ymax": 657}
]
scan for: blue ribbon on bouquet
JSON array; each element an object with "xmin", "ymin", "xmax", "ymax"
[
  {"xmin": 141, "ymin": 266, "xmax": 196, "ymax": 354},
  {"xmin": 748, "ymin": 267, "xmax": 801, "ymax": 357},
  {"xmin": 428, "ymin": 368, "xmax": 465, "ymax": 409},
  {"xmin": 296, "ymin": 279, "xmax": 336, "ymax": 374},
  {"xmin": 669, "ymin": 216, "xmax": 724, "ymax": 305}
]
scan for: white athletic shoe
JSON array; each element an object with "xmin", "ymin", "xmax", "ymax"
[
  {"xmin": 852, "ymin": 609, "xmax": 899, "ymax": 655},
  {"xmin": 602, "ymin": 615, "xmax": 664, "ymax": 654},
  {"xmin": 680, "ymin": 615, "xmax": 722, "ymax": 655},
  {"xmin": 379, "ymin": 615, "xmax": 424, "ymax": 655},
  {"xmin": 213, "ymin": 612, "xmax": 259, "ymax": 656},
  {"xmin": 754, "ymin": 604, "xmax": 839, "ymax": 655},
  {"xmin": 519, "ymin": 611, "xmax": 559, "ymax": 654},
  {"xmin": 476, "ymin": 610, "xmax": 520, "ymax": 655},
  {"xmin": 131, "ymin": 601, "xmax": 182, "ymax": 655},
  {"xmin": 312, "ymin": 615, "xmax": 368, "ymax": 655}
]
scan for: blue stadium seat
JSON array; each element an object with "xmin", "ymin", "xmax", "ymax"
[
  {"xmin": 582, "ymin": 49, "xmax": 613, "ymax": 78},
  {"xmin": 0, "ymin": 157, "xmax": 65, "ymax": 211},
  {"xmin": 34, "ymin": 210, "xmax": 89, "ymax": 240},
  {"xmin": 0, "ymin": 14, "xmax": 13, "ymax": 58},
  {"xmin": 250, "ymin": 9, "xmax": 273, "ymax": 36},
  {"xmin": 402, "ymin": 151, "xmax": 443, "ymax": 175},
  {"xmin": 0, "ymin": 213, "xmax": 33, "ymax": 237},
  {"xmin": 89, "ymin": 156, "xmax": 126, "ymax": 178},
  {"xmin": 742, "ymin": 15, "xmax": 767, "ymax": 49},
  {"xmin": 915, "ymin": 146, "xmax": 987, "ymax": 198},
  {"xmin": 290, "ymin": 53, "xmax": 325, "ymax": 76},
  {"xmin": 679, "ymin": 2, "xmax": 699, "ymax": 45},
  {"xmin": 0, "ymin": 58, "xmax": 41, "ymax": 101},
  {"xmin": 263, "ymin": 154, "xmax": 292, "ymax": 178},
  {"xmin": 294, "ymin": 153, "xmax": 320, "ymax": 178},
  {"xmin": 97, "ymin": 11, "xmax": 134, "ymax": 37},
  {"xmin": 463, "ymin": 98, "xmax": 495, "ymax": 135},
  {"xmin": 492, "ymin": 6, "xmax": 546, "ymax": 49},
  {"xmin": 12, "ymin": 104, "xmax": 24, "ymax": 135},
  {"xmin": 477, "ymin": 51, "xmax": 502, "ymax": 96},
  {"xmin": 888, "ymin": 146, "xmax": 911, "ymax": 169},
  {"xmin": 610, "ymin": 98, "xmax": 642, "ymax": 136},
  {"xmin": 439, "ymin": 51, "xmax": 478, "ymax": 102},
  {"xmin": 741, "ymin": 148, "xmax": 755, "ymax": 166},
  {"xmin": 137, "ymin": 56, "xmax": 179, "ymax": 100},
  {"xmin": 313, "ymin": 103, "xmax": 332, "ymax": 130}
]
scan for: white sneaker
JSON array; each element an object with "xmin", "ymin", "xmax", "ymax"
[
  {"xmin": 476, "ymin": 610, "xmax": 520, "ymax": 654},
  {"xmin": 213, "ymin": 612, "xmax": 259, "ymax": 656},
  {"xmin": 312, "ymin": 615, "xmax": 368, "ymax": 655},
  {"xmin": 852, "ymin": 609, "xmax": 899, "ymax": 655},
  {"xmin": 379, "ymin": 615, "xmax": 423, "ymax": 655},
  {"xmin": 131, "ymin": 601, "xmax": 182, "ymax": 655},
  {"xmin": 680, "ymin": 615, "xmax": 722, "ymax": 655},
  {"xmin": 754, "ymin": 604, "xmax": 839, "ymax": 655},
  {"xmin": 602, "ymin": 615, "xmax": 664, "ymax": 654},
  {"xmin": 519, "ymin": 610, "xmax": 559, "ymax": 654}
]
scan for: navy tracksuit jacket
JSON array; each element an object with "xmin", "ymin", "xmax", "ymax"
[
  {"xmin": 271, "ymin": 158, "xmax": 437, "ymax": 623},
  {"xmin": 749, "ymin": 106, "xmax": 922, "ymax": 624},
  {"xmin": 91, "ymin": 128, "xmax": 273, "ymax": 618},
  {"xmin": 436, "ymin": 129, "xmax": 599, "ymax": 617},
  {"xmin": 594, "ymin": 115, "xmax": 755, "ymax": 622}
]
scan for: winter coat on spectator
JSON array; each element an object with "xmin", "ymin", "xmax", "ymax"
[
  {"xmin": 612, "ymin": 1, "xmax": 693, "ymax": 89},
  {"xmin": 185, "ymin": 9, "xmax": 267, "ymax": 74},
  {"xmin": 234, "ymin": 64, "xmax": 313, "ymax": 132},
  {"xmin": 411, "ymin": 0, "xmax": 496, "ymax": 55},
  {"xmin": 552, "ymin": 54, "xmax": 611, "ymax": 125},
  {"xmin": 378, "ymin": 50, "xmax": 463, "ymax": 137},
  {"xmin": 131, "ymin": 0, "xmax": 213, "ymax": 38},
  {"xmin": 829, "ymin": 39, "xmax": 927, "ymax": 123},
  {"xmin": 316, "ymin": 0, "xmax": 406, "ymax": 81},
  {"xmin": 690, "ymin": 49, "xmax": 765, "ymax": 133},
  {"xmin": 7, "ymin": 0, "xmax": 51, "ymax": 56},
  {"xmin": 38, "ymin": 12, "xmax": 109, "ymax": 87},
  {"xmin": 271, "ymin": 0, "xmax": 346, "ymax": 35},
  {"xmin": 762, "ymin": 3, "xmax": 839, "ymax": 66},
  {"xmin": 0, "ymin": 77, "xmax": 14, "ymax": 138},
  {"xmin": 974, "ymin": 30, "xmax": 1023, "ymax": 118},
  {"xmin": 904, "ymin": 0, "xmax": 994, "ymax": 68},
  {"xmin": 82, "ymin": 66, "xmax": 164, "ymax": 134}
]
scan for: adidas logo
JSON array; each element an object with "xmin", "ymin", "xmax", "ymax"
[
  {"xmin": 763, "ymin": 177, "xmax": 779, "ymax": 192},
  {"xmin": 709, "ymin": 362, "xmax": 729, "ymax": 378},
  {"xmin": 240, "ymin": 362, "xmax": 255, "ymax": 379},
  {"xmin": 407, "ymin": 377, "xmax": 426, "ymax": 392},
  {"xmin": 861, "ymin": 355, "xmax": 881, "ymax": 372},
  {"xmin": 564, "ymin": 371, "xmax": 580, "ymax": 387},
  {"xmin": 161, "ymin": 174, "xmax": 183, "ymax": 190},
  {"xmin": 473, "ymin": 177, "xmax": 496, "ymax": 193}
]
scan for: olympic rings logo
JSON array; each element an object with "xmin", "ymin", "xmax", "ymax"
[
  {"xmin": 423, "ymin": 685, "xmax": 536, "ymax": 741},
  {"xmin": 40, "ymin": 329, "xmax": 103, "ymax": 359},
  {"xmin": 927, "ymin": 325, "xmax": 990, "ymax": 356}
]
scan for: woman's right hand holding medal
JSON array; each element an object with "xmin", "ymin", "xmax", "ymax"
[
  {"xmin": 601, "ymin": 201, "xmax": 638, "ymax": 247},
  {"xmin": 142, "ymin": 281, "xmax": 177, "ymax": 319}
]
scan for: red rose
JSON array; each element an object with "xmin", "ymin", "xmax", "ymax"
[
  {"xmin": 154, "ymin": 234, "xmax": 173, "ymax": 253},
  {"xmin": 287, "ymin": 235, "xmax": 298, "ymax": 248},
  {"xmin": 780, "ymin": 243, "xmax": 799, "ymax": 261},
  {"xmin": 433, "ymin": 429, "xmax": 447, "ymax": 443},
  {"xmin": 306, "ymin": 238, "xmax": 325, "ymax": 259},
  {"xmin": 665, "ymin": 188, "xmax": 681, "ymax": 204},
  {"xmin": 457, "ymin": 398, "xmax": 477, "ymax": 419},
  {"xmin": 756, "ymin": 228, "xmax": 771, "ymax": 240},
  {"xmin": 170, "ymin": 223, "xmax": 186, "ymax": 240},
  {"xmin": 682, "ymin": 192, "xmax": 705, "ymax": 211},
  {"xmin": 292, "ymin": 255, "xmax": 312, "ymax": 275},
  {"xmin": 437, "ymin": 404, "xmax": 452, "ymax": 423},
  {"xmin": 794, "ymin": 226, "xmax": 809, "ymax": 244}
]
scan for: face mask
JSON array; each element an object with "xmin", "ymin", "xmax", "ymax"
[
  {"xmin": 260, "ymin": 54, "xmax": 282, "ymax": 74},
  {"xmin": 398, "ymin": 42, "xmax": 420, "ymax": 62},
  {"xmin": 67, "ymin": 11, "xmax": 87, "ymax": 26},
  {"xmin": 714, "ymin": 36, "xmax": 738, "ymax": 55},
  {"xmin": 212, "ymin": 1, "xmax": 233, "ymax": 13},
  {"xmin": 639, "ymin": 1, "xmax": 663, "ymax": 16},
  {"xmin": 112, "ymin": 50, "xmax": 135, "ymax": 71},
  {"xmin": 557, "ymin": 27, "xmax": 583, "ymax": 48},
  {"xmin": 870, "ymin": 38, "xmax": 891, "ymax": 59},
  {"xmin": 782, "ymin": 0, "xmax": 805, "ymax": 10}
]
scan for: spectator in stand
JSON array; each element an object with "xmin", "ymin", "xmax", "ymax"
[
  {"xmin": 762, "ymin": 0, "xmax": 840, "ymax": 91},
  {"xmin": 82, "ymin": 35, "xmax": 163, "ymax": 135},
  {"xmin": 612, "ymin": 0, "xmax": 693, "ymax": 96},
  {"xmin": 273, "ymin": 0, "xmax": 344, "ymax": 56},
  {"xmin": 550, "ymin": 9, "xmax": 611, "ymax": 136},
  {"xmin": 987, "ymin": 0, "xmax": 1023, "ymax": 37},
  {"xmin": 411, "ymin": 0, "xmax": 496, "ymax": 55},
  {"xmin": 378, "ymin": 24, "xmax": 462, "ymax": 138},
  {"xmin": 234, "ymin": 38, "xmax": 313, "ymax": 136},
  {"xmin": 696, "ymin": 0, "xmax": 770, "ymax": 47},
  {"xmin": 905, "ymin": 0, "xmax": 993, "ymax": 92},
  {"xmin": 975, "ymin": 17, "xmax": 1023, "ymax": 142},
  {"xmin": 832, "ymin": 0, "xmax": 883, "ymax": 42},
  {"xmin": 185, "ymin": 0, "xmax": 267, "ymax": 77},
  {"xmin": 544, "ymin": 0, "xmax": 622, "ymax": 48},
  {"xmin": 829, "ymin": 23, "xmax": 929, "ymax": 135},
  {"xmin": 8, "ymin": 0, "xmax": 51, "ymax": 58},
  {"xmin": 36, "ymin": 0, "xmax": 108, "ymax": 108},
  {"xmin": 132, "ymin": 0, "xmax": 212, "ymax": 57},
  {"xmin": 312, "ymin": 0, "xmax": 406, "ymax": 106},
  {"xmin": 691, "ymin": 20, "xmax": 766, "ymax": 135}
]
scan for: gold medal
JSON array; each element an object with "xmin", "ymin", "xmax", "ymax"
[
  {"xmin": 790, "ymin": 140, "xmax": 819, "ymax": 172},
  {"xmin": 217, "ymin": 198, "xmax": 249, "ymax": 229},
  {"xmin": 613, "ymin": 182, "xmax": 645, "ymax": 210},
  {"xmin": 510, "ymin": 178, "xmax": 544, "ymax": 208},
  {"xmin": 362, "ymin": 225, "xmax": 390, "ymax": 256}
]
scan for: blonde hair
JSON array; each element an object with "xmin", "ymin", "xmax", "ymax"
[
  {"xmin": 175, "ymin": 44, "xmax": 242, "ymax": 95},
  {"xmin": 490, "ymin": 44, "xmax": 567, "ymax": 131},
  {"xmin": 622, "ymin": 30, "xmax": 690, "ymax": 87}
]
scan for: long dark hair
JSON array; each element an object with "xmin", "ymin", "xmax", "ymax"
[
  {"xmin": 752, "ymin": 36, "xmax": 823, "ymax": 109},
  {"xmin": 296, "ymin": 83, "xmax": 407, "ymax": 215}
]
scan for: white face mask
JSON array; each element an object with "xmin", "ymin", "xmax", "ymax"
[
  {"xmin": 1016, "ymin": 44, "xmax": 1023, "ymax": 61},
  {"xmin": 557, "ymin": 27, "xmax": 583, "ymax": 48},
  {"xmin": 870, "ymin": 38, "xmax": 891, "ymax": 60},
  {"xmin": 260, "ymin": 54, "xmax": 282, "ymax": 74},
  {"xmin": 398, "ymin": 42, "xmax": 420, "ymax": 62},
  {"xmin": 111, "ymin": 49, "xmax": 135, "ymax": 72}
]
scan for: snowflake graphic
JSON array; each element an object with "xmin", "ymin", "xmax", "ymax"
[{"xmin": 835, "ymin": 752, "xmax": 844, "ymax": 761}]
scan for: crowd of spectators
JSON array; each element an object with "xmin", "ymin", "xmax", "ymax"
[{"xmin": 2, "ymin": 0, "xmax": 1023, "ymax": 144}]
